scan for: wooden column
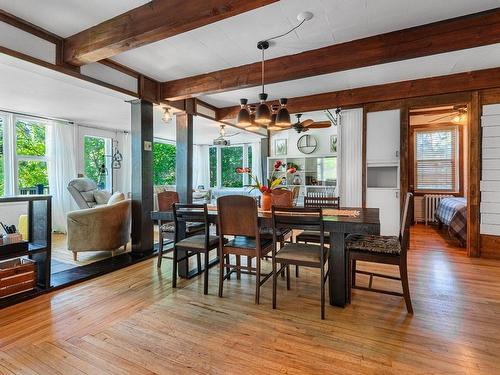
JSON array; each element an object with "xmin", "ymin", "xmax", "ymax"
[
  {"xmin": 130, "ymin": 99, "xmax": 154, "ymax": 253},
  {"xmin": 176, "ymin": 113, "xmax": 194, "ymax": 204},
  {"xmin": 260, "ymin": 137, "xmax": 269, "ymax": 183}
]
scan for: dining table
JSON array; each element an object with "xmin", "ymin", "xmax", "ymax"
[{"xmin": 151, "ymin": 206, "xmax": 380, "ymax": 307}]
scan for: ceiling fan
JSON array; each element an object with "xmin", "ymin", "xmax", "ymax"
[
  {"xmin": 428, "ymin": 105, "xmax": 468, "ymax": 123},
  {"xmin": 213, "ymin": 124, "xmax": 240, "ymax": 146},
  {"xmin": 275, "ymin": 114, "xmax": 332, "ymax": 133}
]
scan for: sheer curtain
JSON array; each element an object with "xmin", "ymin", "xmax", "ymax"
[
  {"xmin": 47, "ymin": 121, "xmax": 77, "ymax": 233},
  {"xmin": 193, "ymin": 145, "xmax": 210, "ymax": 189},
  {"xmin": 120, "ymin": 131, "xmax": 131, "ymax": 195},
  {"xmin": 251, "ymin": 141, "xmax": 262, "ymax": 183},
  {"xmin": 338, "ymin": 108, "xmax": 363, "ymax": 207}
]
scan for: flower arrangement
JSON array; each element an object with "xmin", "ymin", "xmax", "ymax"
[{"xmin": 236, "ymin": 160, "xmax": 296, "ymax": 193}]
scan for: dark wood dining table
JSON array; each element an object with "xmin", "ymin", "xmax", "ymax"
[{"xmin": 151, "ymin": 206, "xmax": 380, "ymax": 307}]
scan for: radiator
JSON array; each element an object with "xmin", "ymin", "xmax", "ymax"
[{"xmin": 424, "ymin": 194, "xmax": 453, "ymax": 225}]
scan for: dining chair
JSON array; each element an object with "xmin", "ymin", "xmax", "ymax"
[
  {"xmin": 346, "ymin": 192, "xmax": 414, "ymax": 314},
  {"xmin": 271, "ymin": 206, "xmax": 329, "ymax": 319},
  {"xmin": 294, "ymin": 195, "xmax": 340, "ymax": 276},
  {"xmin": 172, "ymin": 203, "xmax": 221, "ymax": 295},
  {"xmin": 157, "ymin": 191, "xmax": 204, "ymax": 268},
  {"xmin": 217, "ymin": 195, "xmax": 274, "ymax": 304},
  {"xmin": 260, "ymin": 189, "xmax": 293, "ymax": 242}
]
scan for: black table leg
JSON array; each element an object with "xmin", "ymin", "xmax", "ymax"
[{"xmin": 329, "ymin": 231, "xmax": 347, "ymax": 307}]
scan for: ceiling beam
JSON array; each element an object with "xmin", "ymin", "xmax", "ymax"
[
  {"xmin": 162, "ymin": 8, "xmax": 500, "ymax": 100},
  {"xmin": 63, "ymin": 0, "xmax": 278, "ymax": 66},
  {"xmin": 217, "ymin": 67, "xmax": 500, "ymax": 119}
]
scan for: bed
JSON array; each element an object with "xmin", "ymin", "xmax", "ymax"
[{"xmin": 435, "ymin": 197, "xmax": 467, "ymax": 247}]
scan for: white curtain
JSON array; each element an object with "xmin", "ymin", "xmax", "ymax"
[
  {"xmin": 339, "ymin": 108, "xmax": 363, "ymax": 207},
  {"xmin": 120, "ymin": 131, "xmax": 131, "ymax": 195},
  {"xmin": 193, "ymin": 145, "xmax": 210, "ymax": 189},
  {"xmin": 47, "ymin": 121, "xmax": 77, "ymax": 233},
  {"xmin": 251, "ymin": 141, "xmax": 262, "ymax": 183}
]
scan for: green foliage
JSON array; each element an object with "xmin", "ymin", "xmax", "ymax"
[
  {"xmin": 84, "ymin": 136, "xmax": 106, "ymax": 185},
  {"xmin": 153, "ymin": 142, "xmax": 176, "ymax": 185},
  {"xmin": 16, "ymin": 121, "xmax": 48, "ymax": 190},
  {"xmin": 209, "ymin": 147, "xmax": 217, "ymax": 187},
  {"xmin": 221, "ymin": 147, "xmax": 243, "ymax": 188}
]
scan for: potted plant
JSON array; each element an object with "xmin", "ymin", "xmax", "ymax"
[{"xmin": 236, "ymin": 160, "xmax": 296, "ymax": 211}]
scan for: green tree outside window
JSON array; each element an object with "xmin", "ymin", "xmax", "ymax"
[{"xmin": 153, "ymin": 141, "xmax": 176, "ymax": 185}]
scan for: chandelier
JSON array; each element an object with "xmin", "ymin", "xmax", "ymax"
[{"xmin": 236, "ymin": 11, "xmax": 314, "ymax": 131}]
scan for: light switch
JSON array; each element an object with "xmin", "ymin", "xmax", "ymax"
[{"xmin": 144, "ymin": 141, "xmax": 152, "ymax": 151}]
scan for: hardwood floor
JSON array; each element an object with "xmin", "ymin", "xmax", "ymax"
[{"xmin": 1, "ymin": 224, "xmax": 500, "ymax": 374}]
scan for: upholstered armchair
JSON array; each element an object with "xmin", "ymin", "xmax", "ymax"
[
  {"xmin": 67, "ymin": 199, "xmax": 131, "ymax": 261},
  {"xmin": 67, "ymin": 178, "xmax": 104, "ymax": 209}
]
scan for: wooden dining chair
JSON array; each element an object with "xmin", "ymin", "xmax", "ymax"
[
  {"xmin": 346, "ymin": 192, "xmax": 414, "ymax": 314},
  {"xmin": 271, "ymin": 206, "xmax": 329, "ymax": 319},
  {"xmin": 172, "ymin": 203, "xmax": 221, "ymax": 295},
  {"xmin": 157, "ymin": 191, "xmax": 204, "ymax": 268},
  {"xmin": 294, "ymin": 195, "xmax": 340, "ymax": 276},
  {"xmin": 260, "ymin": 189, "xmax": 293, "ymax": 243},
  {"xmin": 217, "ymin": 195, "xmax": 274, "ymax": 304}
]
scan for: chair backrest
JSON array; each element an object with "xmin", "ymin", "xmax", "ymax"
[
  {"xmin": 67, "ymin": 177, "xmax": 98, "ymax": 209},
  {"xmin": 217, "ymin": 195, "xmax": 259, "ymax": 238},
  {"xmin": 271, "ymin": 189, "xmax": 293, "ymax": 208},
  {"xmin": 291, "ymin": 186, "xmax": 300, "ymax": 205},
  {"xmin": 158, "ymin": 191, "xmax": 179, "ymax": 212},
  {"xmin": 400, "ymin": 192, "xmax": 413, "ymax": 254},
  {"xmin": 272, "ymin": 206, "xmax": 324, "ymax": 244},
  {"xmin": 172, "ymin": 203, "xmax": 209, "ymax": 243},
  {"xmin": 304, "ymin": 194, "xmax": 340, "ymax": 209}
]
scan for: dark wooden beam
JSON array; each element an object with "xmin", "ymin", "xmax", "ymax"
[
  {"xmin": 63, "ymin": 0, "xmax": 278, "ymax": 66},
  {"xmin": 130, "ymin": 100, "xmax": 154, "ymax": 253},
  {"xmin": 218, "ymin": 67, "xmax": 500, "ymax": 119},
  {"xmin": 176, "ymin": 113, "xmax": 194, "ymax": 204},
  {"xmin": 162, "ymin": 8, "xmax": 500, "ymax": 100}
]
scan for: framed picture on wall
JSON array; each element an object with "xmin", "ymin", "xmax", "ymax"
[
  {"xmin": 330, "ymin": 135, "xmax": 338, "ymax": 153},
  {"xmin": 274, "ymin": 139, "xmax": 287, "ymax": 156}
]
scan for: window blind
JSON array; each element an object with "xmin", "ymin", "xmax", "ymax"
[{"xmin": 414, "ymin": 127, "xmax": 458, "ymax": 192}]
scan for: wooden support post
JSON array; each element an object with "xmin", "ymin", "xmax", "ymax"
[
  {"xmin": 130, "ymin": 99, "xmax": 154, "ymax": 253},
  {"xmin": 176, "ymin": 113, "xmax": 194, "ymax": 204}
]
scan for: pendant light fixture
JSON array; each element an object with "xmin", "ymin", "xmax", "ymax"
[{"xmin": 236, "ymin": 11, "xmax": 314, "ymax": 131}]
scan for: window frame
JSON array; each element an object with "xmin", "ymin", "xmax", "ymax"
[
  {"xmin": 410, "ymin": 123, "xmax": 464, "ymax": 196},
  {"xmin": 210, "ymin": 144, "xmax": 252, "ymax": 189},
  {"xmin": 13, "ymin": 115, "xmax": 50, "ymax": 195}
]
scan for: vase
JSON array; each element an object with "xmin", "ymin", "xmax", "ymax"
[
  {"xmin": 261, "ymin": 192, "xmax": 272, "ymax": 211},
  {"xmin": 292, "ymin": 174, "xmax": 302, "ymax": 185}
]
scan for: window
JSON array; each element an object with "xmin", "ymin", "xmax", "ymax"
[
  {"xmin": 15, "ymin": 118, "xmax": 49, "ymax": 195},
  {"xmin": 153, "ymin": 140, "xmax": 176, "ymax": 186},
  {"xmin": 414, "ymin": 126, "xmax": 459, "ymax": 193},
  {"xmin": 83, "ymin": 135, "xmax": 112, "ymax": 191},
  {"xmin": 209, "ymin": 144, "xmax": 252, "ymax": 188}
]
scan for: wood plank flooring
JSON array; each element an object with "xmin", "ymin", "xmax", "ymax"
[{"xmin": 1, "ymin": 224, "xmax": 500, "ymax": 374}]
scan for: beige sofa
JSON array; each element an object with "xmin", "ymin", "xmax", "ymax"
[{"xmin": 67, "ymin": 199, "xmax": 131, "ymax": 261}]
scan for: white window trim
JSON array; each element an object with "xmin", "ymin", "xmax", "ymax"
[{"xmin": 211, "ymin": 144, "xmax": 252, "ymax": 189}]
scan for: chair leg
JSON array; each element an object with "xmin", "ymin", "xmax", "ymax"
[
  {"xmin": 197, "ymin": 253, "xmax": 202, "ymax": 274},
  {"xmin": 351, "ymin": 259, "xmax": 357, "ymax": 287},
  {"xmin": 218, "ymin": 250, "xmax": 225, "ymax": 298},
  {"xmin": 400, "ymin": 261, "xmax": 414, "ymax": 314},
  {"xmin": 236, "ymin": 255, "xmax": 241, "ymax": 280},
  {"xmin": 157, "ymin": 232, "xmax": 164, "ymax": 268},
  {"xmin": 255, "ymin": 257, "xmax": 261, "ymax": 305},
  {"xmin": 72, "ymin": 251, "xmax": 77, "ymax": 262},
  {"xmin": 286, "ymin": 265, "xmax": 290, "ymax": 290},
  {"xmin": 272, "ymin": 255, "xmax": 277, "ymax": 309},
  {"xmin": 225, "ymin": 254, "xmax": 231, "ymax": 280},
  {"xmin": 295, "ymin": 265, "xmax": 299, "ymax": 278},
  {"xmin": 320, "ymin": 264, "xmax": 325, "ymax": 320},
  {"xmin": 172, "ymin": 246, "xmax": 178, "ymax": 288},
  {"xmin": 247, "ymin": 256, "xmax": 252, "ymax": 271},
  {"xmin": 280, "ymin": 240, "xmax": 285, "ymax": 278},
  {"xmin": 203, "ymin": 251, "xmax": 209, "ymax": 295},
  {"xmin": 347, "ymin": 256, "xmax": 352, "ymax": 304}
]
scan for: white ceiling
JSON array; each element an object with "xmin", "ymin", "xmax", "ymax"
[
  {"xmin": 201, "ymin": 43, "xmax": 500, "ymax": 108},
  {"xmin": 0, "ymin": 53, "xmax": 261, "ymax": 143},
  {"xmin": 0, "ymin": 0, "xmax": 150, "ymax": 37},
  {"xmin": 109, "ymin": 0, "xmax": 500, "ymax": 81}
]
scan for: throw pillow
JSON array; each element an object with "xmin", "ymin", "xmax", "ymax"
[
  {"xmin": 108, "ymin": 192, "xmax": 125, "ymax": 205},
  {"xmin": 93, "ymin": 190, "xmax": 111, "ymax": 205}
]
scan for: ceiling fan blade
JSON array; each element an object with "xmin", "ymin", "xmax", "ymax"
[
  {"xmin": 300, "ymin": 119, "xmax": 314, "ymax": 127},
  {"xmin": 306, "ymin": 121, "xmax": 332, "ymax": 128}
]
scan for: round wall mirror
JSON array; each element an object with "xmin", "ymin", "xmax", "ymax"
[{"xmin": 297, "ymin": 134, "xmax": 318, "ymax": 154}]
